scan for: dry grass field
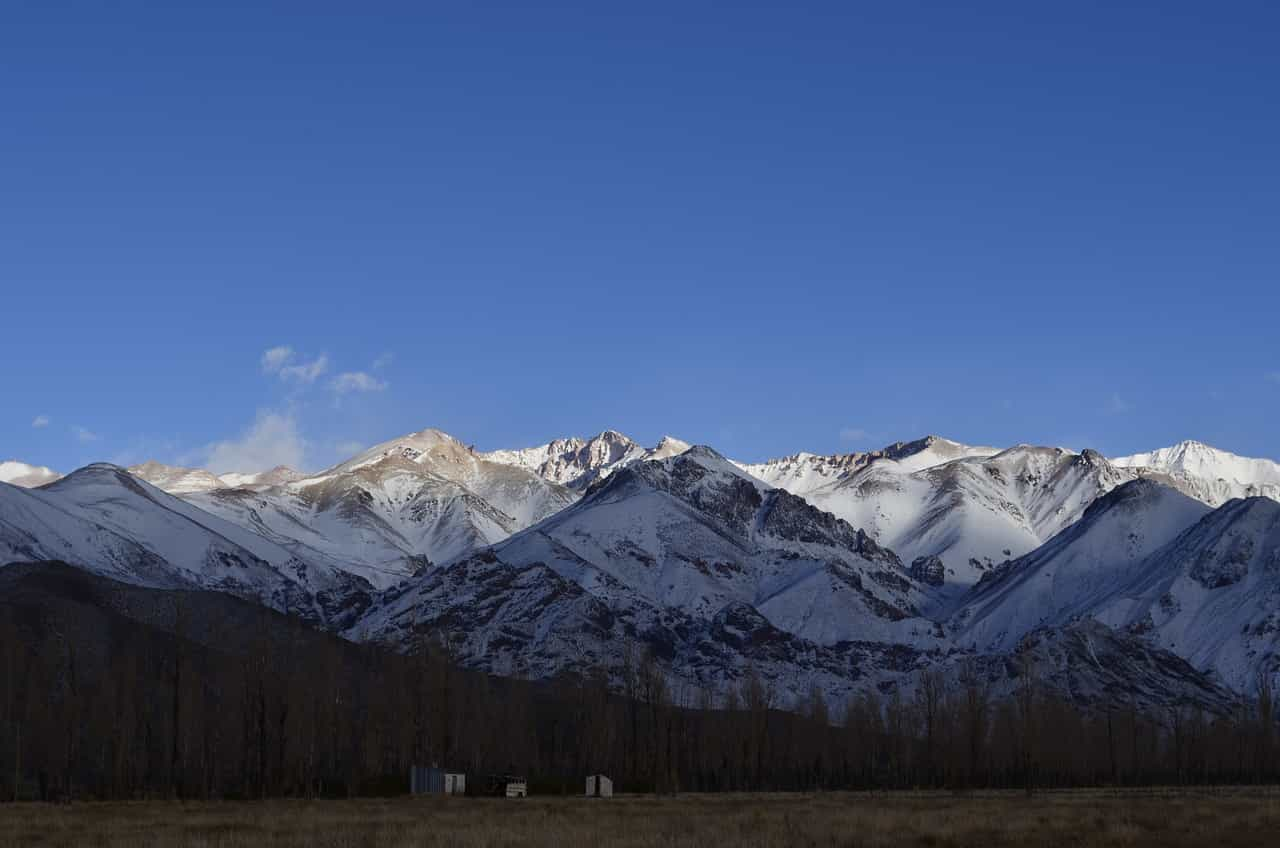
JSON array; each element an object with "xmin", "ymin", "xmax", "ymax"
[{"xmin": 2, "ymin": 788, "xmax": 1279, "ymax": 847}]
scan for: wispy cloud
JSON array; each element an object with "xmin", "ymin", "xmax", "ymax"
[
  {"xmin": 279, "ymin": 354, "xmax": 328, "ymax": 384},
  {"xmin": 200, "ymin": 411, "xmax": 308, "ymax": 473},
  {"xmin": 330, "ymin": 371, "xmax": 388, "ymax": 394},
  {"xmin": 31, "ymin": 414, "xmax": 50, "ymax": 429},
  {"xmin": 74, "ymin": 426, "xmax": 100, "ymax": 443},
  {"xmin": 839, "ymin": 427, "xmax": 873, "ymax": 443},
  {"xmin": 1267, "ymin": 372, "xmax": 1280, "ymax": 385},
  {"xmin": 1104, "ymin": 393, "xmax": 1132, "ymax": 415},
  {"xmin": 261, "ymin": 345, "xmax": 329, "ymax": 384},
  {"xmin": 372, "ymin": 352, "xmax": 395, "ymax": 370},
  {"xmin": 261, "ymin": 345, "xmax": 294, "ymax": 373}
]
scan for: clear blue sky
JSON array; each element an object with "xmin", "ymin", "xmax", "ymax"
[{"xmin": 4, "ymin": 1, "xmax": 1278, "ymax": 473}]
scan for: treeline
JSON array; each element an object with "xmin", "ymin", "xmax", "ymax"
[{"xmin": 0, "ymin": 565, "xmax": 1277, "ymax": 800}]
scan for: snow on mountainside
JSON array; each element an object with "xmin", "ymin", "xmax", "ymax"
[
  {"xmin": 741, "ymin": 438, "xmax": 1148, "ymax": 600},
  {"xmin": 1113, "ymin": 440, "xmax": 1280, "ymax": 506},
  {"xmin": 0, "ymin": 460, "xmax": 61, "ymax": 488},
  {"xmin": 9, "ymin": 428, "xmax": 1276, "ymax": 708},
  {"xmin": 739, "ymin": 436, "xmax": 998, "ymax": 496},
  {"xmin": 1088, "ymin": 496, "xmax": 1280, "ymax": 691},
  {"xmin": 187, "ymin": 428, "xmax": 577, "ymax": 584},
  {"xmin": 950, "ymin": 480, "xmax": 1213, "ymax": 652},
  {"xmin": 938, "ymin": 620, "xmax": 1237, "ymax": 715},
  {"xmin": 483, "ymin": 430, "xmax": 691, "ymax": 491},
  {"xmin": 217, "ymin": 465, "xmax": 304, "ymax": 491},
  {"xmin": 0, "ymin": 465, "xmax": 373, "ymax": 626},
  {"xmin": 353, "ymin": 446, "xmax": 946, "ymax": 702},
  {"xmin": 951, "ymin": 481, "xmax": 1280, "ymax": 691}
]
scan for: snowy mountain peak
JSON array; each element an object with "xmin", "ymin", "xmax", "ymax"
[
  {"xmin": 659, "ymin": 444, "xmax": 754, "ymax": 483},
  {"xmin": 1113, "ymin": 440, "xmax": 1280, "ymax": 485},
  {"xmin": 651, "ymin": 435, "xmax": 692, "ymax": 457},
  {"xmin": 0, "ymin": 460, "xmax": 62, "ymax": 488},
  {"xmin": 128, "ymin": 460, "xmax": 229, "ymax": 495},
  {"xmin": 682, "ymin": 443, "xmax": 727, "ymax": 461},
  {"xmin": 481, "ymin": 429, "xmax": 689, "ymax": 491},
  {"xmin": 1111, "ymin": 440, "xmax": 1280, "ymax": 507},
  {"xmin": 328, "ymin": 427, "xmax": 471, "ymax": 475}
]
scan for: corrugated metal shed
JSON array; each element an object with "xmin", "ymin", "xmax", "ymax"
[{"xmin": 410, "ymin": 766, "xmax": 466, "ymax": 795}]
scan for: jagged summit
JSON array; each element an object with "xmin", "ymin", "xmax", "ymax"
[
  {"xmin": 738, "ymin": 435, "xmax": 999, "ymax": 497},
  {"xmin": 481, "ymin": 429, "xmax": 691, "ymax": 490}
]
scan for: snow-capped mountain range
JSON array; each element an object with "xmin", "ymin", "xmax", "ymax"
[
  {"xmin": 3, "ymin": 431, "xmax": 1279, "ymax": 709},
  {"xmin": 0, "ymin": 463, "xmax": 373, "ymax": 627}
]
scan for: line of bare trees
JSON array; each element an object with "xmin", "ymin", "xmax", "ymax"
[{"xmin": 1, "ymin": 601, "xmax": 1277, "ymax": 801}]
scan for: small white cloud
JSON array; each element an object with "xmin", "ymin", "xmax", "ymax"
[
  {"xmin": 261, "ymin": 346, "xmax": 328, "ymax": 384},
  {"xmin": 330, "ymin": 371, "xmax": 388, "ymax": 394},
  {"xmin": 202, "ymin": 411, "xmax": 307, "ymax": 473},
  {"xmin": 261, "ymin": 345, "xmax": 294, "ymax": 374},
  {"xmin": 74, "ymin": 426, "xmax": 100, "ymax": 443},
  {"xmin": 279, "ymin": 353, "xmax": 329, "ymax": 384},
  {"xmin": 839, "ymin": 427, "xmax": 872, "ymax": 443},
  {"xmin": 1105, "ymin": 393, "xmax": 1132, "ymax": 415},
  {"xmin": 372, "ymin": 352, "xmax": 395, "ymax": 370},
  {"xmin": 31, "ymin": 415, "xmax": 50, "ymax": 428}
]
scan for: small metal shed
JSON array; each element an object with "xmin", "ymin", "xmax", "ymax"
[
  {"xmin": 410, "ymin": 765, "xmax": 466, "ymax": 795},
  {"xmin": 585, "ymin": 774, "xmax": 613, "ymax": 798}
]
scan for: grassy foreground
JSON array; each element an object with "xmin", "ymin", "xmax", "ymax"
[{"xmin": 3, "ymin": 788, "xmax": 1279, "ymax": 847}]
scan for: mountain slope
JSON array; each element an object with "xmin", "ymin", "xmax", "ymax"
[
  {"xmin": 932, "ymin": 619, "xmax": 1237, "ymax": 715},
  {"xmin": 353, "ymin": 446, "xmax": 948, "ymax": 702},
  {"xmin": 1089, "ymin": 496, "xmax": 1280, "ymax": 691},
  {"xmin": 950, "ymin": 483, "xmax": 1280, "ymax": 692},
  {"xmin": 950, "ymin": 480, "xmax": 1212, "ymax": 651},
  {"xmin": 0, "ymin": 465, "xmax": 373, "ymax": 625}
]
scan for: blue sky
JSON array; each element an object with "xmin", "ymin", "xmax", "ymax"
[{"xmin": 3, "ymin": 1, "xmax": 1278, "ymax": 472}]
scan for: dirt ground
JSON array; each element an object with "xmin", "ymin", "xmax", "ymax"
[{"xmin": 3, "ymin": 787, "xmax": 1279, "ymax": 847}]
